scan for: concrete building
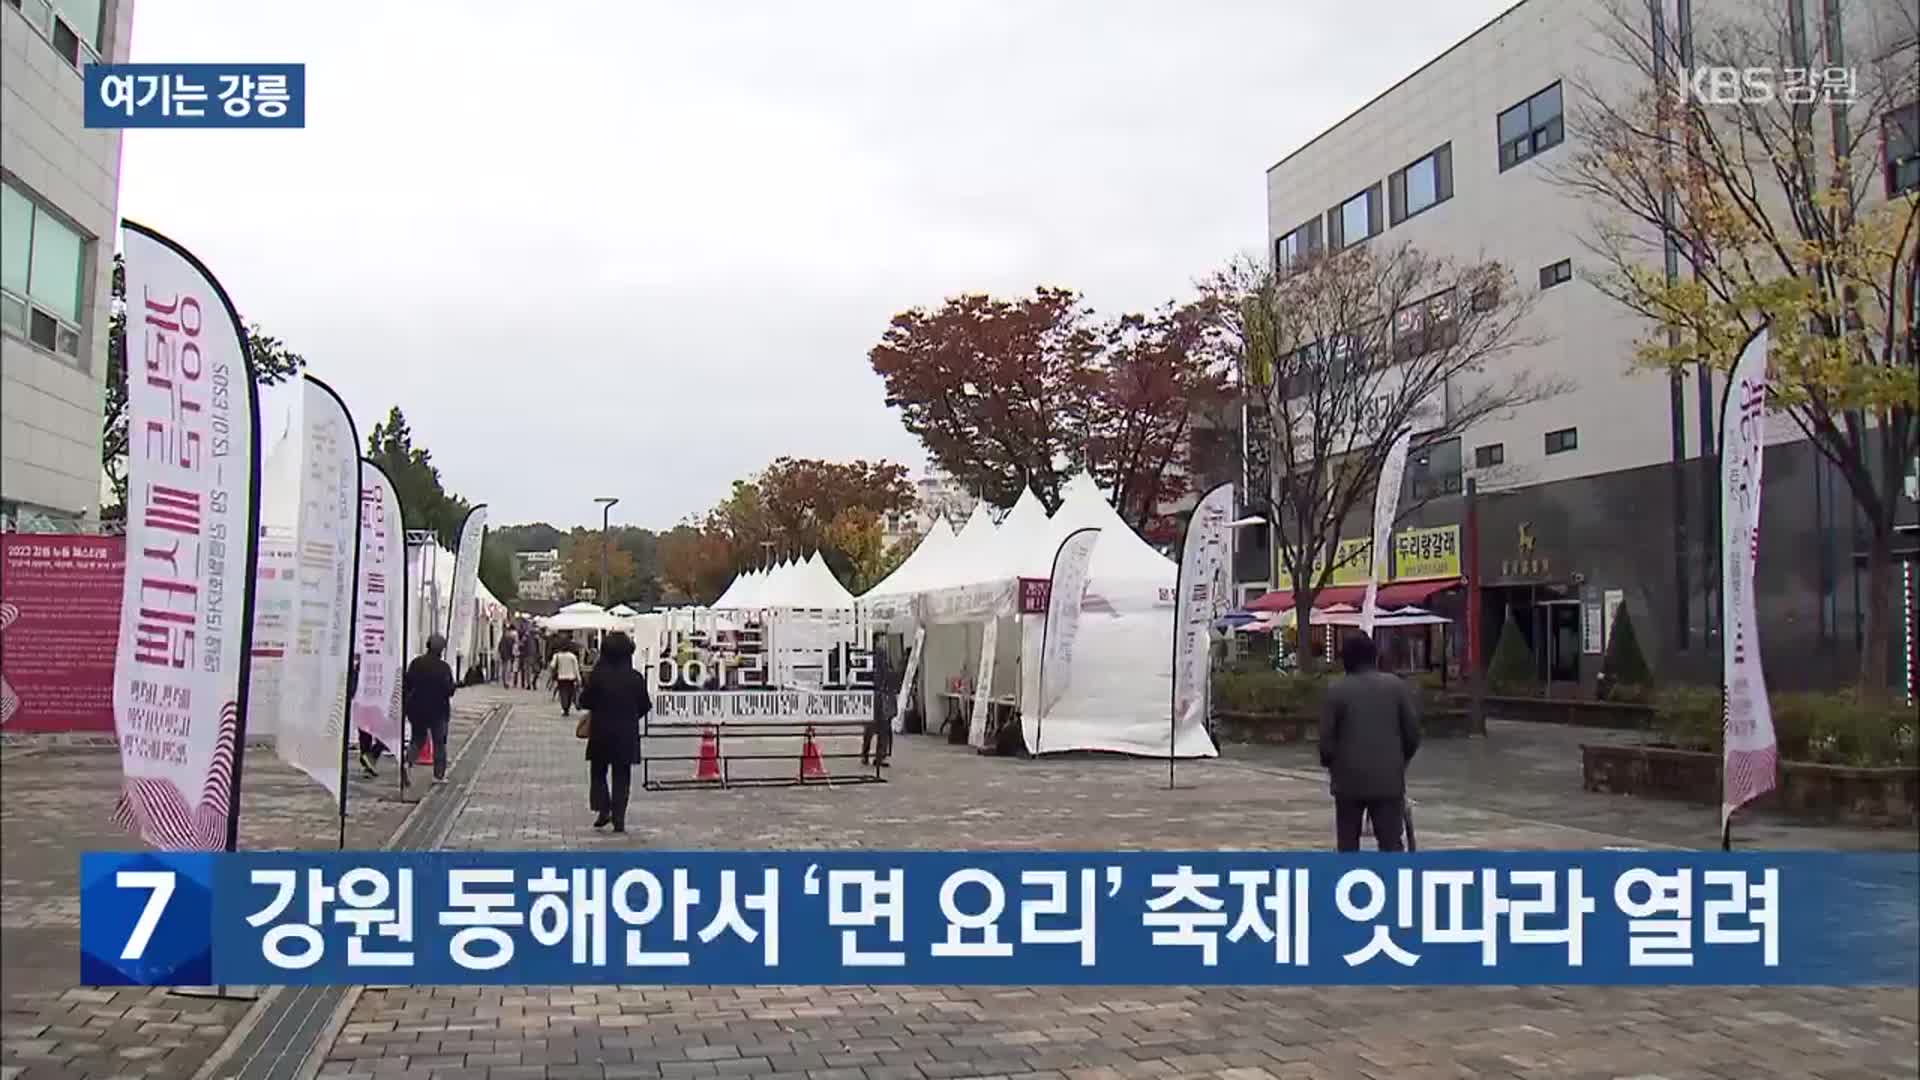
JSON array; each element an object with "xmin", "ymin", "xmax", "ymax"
[
  {"xmin": 1237, "ymin": 0, "xmax": 1918, "ymax": 692},
  {"xmin": 2, "ymin": 0, "xmax": 133, "ymax": 530}
]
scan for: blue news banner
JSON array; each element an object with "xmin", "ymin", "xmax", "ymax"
[
  {"xmin": 84, "ymin": 64, "xmax": 305, "ymax": 128},
  {"xmin": 80, "ymin": 851, "xmax": 1917, "ymax": 987}
]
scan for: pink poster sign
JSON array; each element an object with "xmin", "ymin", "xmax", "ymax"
[{"xmin": 1, "ymin": 533, "xmax": 125, "ymax": 733}]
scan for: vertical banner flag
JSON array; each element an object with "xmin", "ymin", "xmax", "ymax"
[
  {"xmin": 247, "ymin": 421, "xmax": 299, "ymax": 741},
  {"xmin": 968, "ymin": 617, "xmax": 999, "ymax": 749},
  {"xmin": 1360, "ymin": 430, "xmax": 1412, "ymax": 635},
  {"xmin": 353, "ymin": 461, "xmax": 405, "ymax": 751},
  {"xmin": 1721, "ymin": 328, "xmax": 1776, "ymax": 828},
  {"xmin": 275, "ymin": 377, "xmax": 360, "ymax": 799},
  {"xmin": 1171, "ymin": 483, "xmax": 1235, "ymax": 748},
  {"xmin": 111, "ymin": 222, "xmax": 262, "ymax": 851},
  {"xmin": 446, "ymin": 505, "xmax": 487, "ymax": 677},
  {"xmin": 1036, "ymin": 528, "xmax": 1101, "ymax": 736},
  {"xmin": 892, "ymin": 626, "xmax": 925, "ymax": 734}
]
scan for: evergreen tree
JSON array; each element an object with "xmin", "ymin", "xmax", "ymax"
[
  {"xmin": 1487, "ymin": 609, "xmax": 1537, "ymax": 692},
  {"xmin": 1600, "ymin": 603, "xmax": 1652, "ymax": 690}
]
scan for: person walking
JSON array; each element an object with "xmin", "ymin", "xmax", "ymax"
[
  {"xmin": 550, "ymin": 642, "xmax": 583, "ymax": 716},
  {"xmin": 860, "ymin": 632, "xmax": 896, "ymax": 767},
  {"xmin": 403, "ymin": 633, "xmax": 457, "ymax": 785},
  {"xmin": 497, "ymin": 627, "xmax": 518, "ymax": 688},
  {"xmin": 580, "ymin": 631, "xmax": 650, "ymax": 833},
  {"xmin": 519, "ymin": 627, "xmax": 542, "ymax": 689},
  {"xmin": 1318, "ymin": 634, "xmax": 1421, "ymax": 852}
]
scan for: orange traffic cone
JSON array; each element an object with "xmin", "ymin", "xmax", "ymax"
[
  {"xmin": 695, "ymin": 726, "xmax": 721, "ymax": 782},
  {"xmin": 799, "ymin": 725, "xmax": 828, "ymax": 781},
  {"xmin": 417, "ymin": 739, "xmax": 433, "ymax": 767}
]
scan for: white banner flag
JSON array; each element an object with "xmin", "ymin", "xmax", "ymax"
[
  {"xmin": 968, "ymin": 616, "xmax": 999, "ymax": 749},
  {"xmin": 1721, "ymin": 328, "xmax": 1776, "ymax": 828},
  {"xmin": 892, "ymin": 626, "xmax": 925, "ymax": 733},
  {"xmin": 1360, "ymin": 429, "xmax": 1412, "ymax": 635},
  {"xmin": 1171, "ymin": 483, "xmax": 1235, "ymax": 745},
  {"xmin": 275, "ymin": 377, "xmax": 360, "ymax": 799},
  {"xmin": 111, "ymin": 223, "xmax": 261, "ymax": 851},
  {"xmin": 246, "ymin": 422, "xmax": 299, "ymax": 742},
  {"xmin": 353, "ymin": 460, "xmax": 405, "ymax": 750},
  {"xmin": 1037, "ymin": 527, "xmax": 1101, "ymax": 732},
  {"xmin": 446, "ymin": 505, "xmax": 488, "ymax": 677}
]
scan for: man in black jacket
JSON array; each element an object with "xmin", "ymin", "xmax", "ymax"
[
  {"xmin": 860, "ymin": 634, "xmax": 896, "ymax": 767},
  {"xmin": 1319, "ymin": 634, "xmax": 1420, "ymax": 851},
  {"xmin": 403, "ymin": 633, "xmax": 457, "ymax": 784}
]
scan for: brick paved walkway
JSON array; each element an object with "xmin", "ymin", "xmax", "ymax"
[
  {"xmin": 309, "ymin": 697, "xmax": 1919, "ymax": 1080},
  {"xmin": 0, "ymin": 687, "xmax": 511, "ymax": 1080}
]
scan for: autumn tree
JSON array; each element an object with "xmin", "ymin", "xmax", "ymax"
[
  {"xmin": 1087, "ymin": 301, "xmax": 1231, "ymax": 528},
  {"xmin": 102, "ymin": 254, "xmax": 306, "ymax": 520},
  {"xmin": 757, "ymin": 457, "xmax": 915, "ymax": 552},
  {"xmin": 823, "ymin": 507, "xmax": 890, "ymax": 592},
  {"xmin": 479, "ymin": 538, "xmax": 519, "ymax": 603},
  {"xmin": 870, "ymin": 287, "xmax": 1102, "ymax": 510},
  {"xmin": 1206, "ymin": 244, "xmax": 1554, "ymax": 662},
  {"xmin": 658, "ymin": 524, "xmax": 734, "ymax": 604},
  {"xmin": 562, "ymin": 533, "xmax": 640, "ymax": 602},
  {"xmin": 1553, "ymin": 0, "xmax": 1918, "ymax": 697}
]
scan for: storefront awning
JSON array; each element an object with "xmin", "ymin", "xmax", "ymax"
[{"xmin": 1245, "ymin": 577, "xmax": 1462, "ymax": 613}]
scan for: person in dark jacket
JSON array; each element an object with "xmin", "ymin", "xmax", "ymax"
[
  {"xmin": 579, "ymin": 631, "xmax": 650, "ymax": 833},
  {"xmin": 860, "ymin": 633, "xmax": 896, "ymax": 767},
  {"xmin": 1319, "ymin": 634, "xmax": 1420, "ymax": 852},
  {"xmin": 403, "ymin": 633, "xmax": 457, "ymax": 784}
]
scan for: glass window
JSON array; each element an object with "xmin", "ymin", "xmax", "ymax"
[
  {"xmin": 1539, "ymin": 259, "xmax": 1573, "ymax": 289},
  {"xmin": 1340, "ymin": 191, "xmax": 1371, "ymax": 247},
  {"xmin": 1499, "ymin": 82, "xmax": 1566, "ymax": 171},
  {"xmin": 1275, "ymin": 229, "xmax": 1300, "ymax": 269},
  {"xmin": 1886, "ymin": 102, "xmax": 1919, "ymax": 197},
  {"xmin": 1545, "ymin": 428, "xmax": 1578, "ymax": 455},
  {"xmin": 55, "ymin": 0, "xmax": 103, "ymax": 50},
  {"xmin": 1405, "ymin": 154, "xmax": 1439, "ymax": 214},
  {"xmin": 1, "ymin": 184, "xmax": 31, "ymax": 296},
  {"xmin": 26, "ymin": 210, "xmax": 83, "ymax": 324},
  {"xmin": 1474, "ymin": 443, "xmax": 1505, "ymax": 468}
]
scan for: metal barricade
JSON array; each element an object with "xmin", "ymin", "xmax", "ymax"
[{"xmin": 640, "ymin": 719, "xmax": 885, "ymax": 791}]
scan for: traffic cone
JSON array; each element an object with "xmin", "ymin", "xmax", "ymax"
[
  {"xmin": 695, "ymin": 726, "xmax": 721, "ymax": 782},
  {"xmin": 417, "ymin": 739, "xmax": 433, "ymax": 768},
  {"xmin": 799, "ymin": 725, "xmax": 828, "ymax": 781}
]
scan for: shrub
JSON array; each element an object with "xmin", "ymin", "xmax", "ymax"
[
  {"xmin": 1486, "ymin": 611, "xmax": 1537, "ymax": 693},
  {"xmin": 1599, "ymin": 604, "xmax": 1652, "ymax": 696},
  {"xmin": 1651, "ymin": 685, "xmax": 1917, "ymax": 767},
  {"xmin": 1211, "ymin": 670, "xmax": 1328, "ymax": 716}
]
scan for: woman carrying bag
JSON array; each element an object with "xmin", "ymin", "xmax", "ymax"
[{"xmin": 577, "ymin": 631, "xmax": 649, "ymax": 834}]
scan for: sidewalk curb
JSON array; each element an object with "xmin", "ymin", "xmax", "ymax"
[{"xmin": 190, "ymin": 697, "xmax": 514, "ymax": 1080}]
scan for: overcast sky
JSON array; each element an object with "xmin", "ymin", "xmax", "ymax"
[{"xmin": 121, "ymin": 0, "xmax": 1516, "ymax": 530}]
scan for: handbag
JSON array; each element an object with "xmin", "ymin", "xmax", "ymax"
[{"xmin": 574, "ymin": 713, "xmax": 590, "ymax": 739}]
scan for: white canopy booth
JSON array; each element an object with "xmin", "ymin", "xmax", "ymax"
[
  {"xmin": 707, "ymin": 552, "xmax": 859, "ymax": 689},
  {"xmin": 878, "ymin": 475, "xmax": 1218, "ymax": 760}
]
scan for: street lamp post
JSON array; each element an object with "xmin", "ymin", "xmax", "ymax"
[{"xmin": 594, "ymin": 497, "xmax": 620, "ymax": 609}]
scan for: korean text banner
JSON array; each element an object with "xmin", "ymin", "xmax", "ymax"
[
  {"xmin": 352, "ymin": 462, "xmax": 405, "ymax": 750},
  {"xmin": 85, "ymin": 64, "xmax": 305, "ymax": 129},
  {"xmin": 275, "ymin": 378, "xmax": 360, "ymax": 800},
  {"xmin": 78, "ymin": 851, "xmax": 1917, "ymax": 988},
  {"xmin": 111, "ymin": 223, "xmax": 260, "ymax": 852},
  {"xmin": 1, "ymin": 534, "xmax": 123, "ymax": 733},
  {"xmin": 445, "ymin": 506, "xmax": 487, "ymax": 677}
]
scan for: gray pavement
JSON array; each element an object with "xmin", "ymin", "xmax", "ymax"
[{"xmin": 303, "ymin": 692, "xmax": 1919, "ymax": 1080}]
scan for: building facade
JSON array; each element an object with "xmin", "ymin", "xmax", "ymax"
[
  {"xmin": 2, "ymin": 0, "xmax": 133, "ymax": 530},
  {"xmin": 1242, "ymin": 0, "xmax": 1919, "ymax": 693},
  {"xmin": 512, "ymin": 548, "xmax": 565, "ymax": 601}
]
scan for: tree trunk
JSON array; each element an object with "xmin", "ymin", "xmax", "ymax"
[
  {"xmin": 1859, "ymin": 523, "xmax": 1896, "ymax": 703},
  {"xmin": 1293, "ymin": 584, "xmax": 1320, "ymax": 673}
]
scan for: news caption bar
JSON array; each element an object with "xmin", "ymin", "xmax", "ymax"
[
  {"xmin": 81, "ymin": 852, "xmax": 1917, "ymax": 987},
  {"xmin": 85, "ymin": 64, "xmax": 305, "ymax": 128}
]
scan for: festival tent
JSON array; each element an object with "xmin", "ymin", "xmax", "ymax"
[
  {"xmin": 545, "ymin": 600, "xmax": 626, "ymax": 633},
  {"xmin": 608, "ymin": 603, "xmax": 640, "ymax": 617},
  {"xmin": 859, "ymin": 517, "xmax": 956, "ymax": 623}
]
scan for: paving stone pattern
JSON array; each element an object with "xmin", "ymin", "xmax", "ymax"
[
  {"xmin": 0, "ymin": 688, "xmax": 509, "ymax": 1080},
  {"xmin": 315, "ymin": 696, "xmax": 1919, "ymax": 1080}
]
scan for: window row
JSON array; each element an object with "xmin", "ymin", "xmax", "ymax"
[
  {"xmin": 1887, "ymin": 101, "xmax": 1919, "ymax": 198},
  {"xmin": 1, "ymin": 179, "xmax": 88, "ymax": 362},
  {"xmin": 1472, "ymin": 427, "xmax": 1578, "ymax": 468},
  {"xmin": 6, "ymin": 0, "xmax": 107, "ymax": 68}
]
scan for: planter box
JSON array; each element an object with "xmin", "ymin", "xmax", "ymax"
[
  {"xmin": 1581, "ymin": 743, "xmax": 1919, "ymax": 826},
  {"xmin": 1212, "ymin": 710, "xmax": 1315, "ymax": 745},
  {"xmin": 1212, "ymin": 704, "xmax": 1480, "ymax": 744},
  {"xmin": 1489, "ymin": 695, "xmax": 1652, "ymax": 731}
]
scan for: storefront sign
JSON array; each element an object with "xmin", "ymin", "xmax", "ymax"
[
  {"xmin": 1499, "ymin": 521, "xmax": 1553, "ymax": 580},
  {"xmin": 1, "ymin": 534, "xmax": 124, "ymax": 733},
  {"xmin": 652, "ymin": 689, "xmax": 875, "ymax": 723},
  {"xmin": 1314, "ymin": 538, "xmax": 1374, "ymax": 587},
  {"xmin": 1393, "ymin": 525, "xmax": 1461, "ymax": 581},
  {"xmin": 1018, "ymin": 577, "xmax": 1051, "ymax": 614}
]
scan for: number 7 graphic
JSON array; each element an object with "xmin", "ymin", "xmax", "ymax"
[{"xmin": 116, "ymin": 870, "xmax": 176, "ymax": 961}]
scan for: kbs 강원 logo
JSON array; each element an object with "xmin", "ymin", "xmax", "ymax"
[{"xmin": 1683, "ymin": 66, "xmax": 1856, "ymax": 107}]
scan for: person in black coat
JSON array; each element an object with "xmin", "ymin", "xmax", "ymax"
[
  {"xmin": 579, "ymin": 631, "xmax": 650, "ymax": 833},
  {"xmin": 403, "ymin": 633, "xmax": 457, "ymax": 784},
  {"xmin": 1319, "ymin": 634, "xmax": 1421, "ymax": 851},
  {"xmin": 860, "ymin": 632, "xmax": 896, "ymax": 767}
]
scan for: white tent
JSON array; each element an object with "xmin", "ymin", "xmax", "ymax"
[
  {"xmin": 861, "ymin": 517, "xmax": 956, "ymax": 622},
  {"xmin": 607, "ymin": 603, "xmax": 640, "ymax": 617},
  {"xmin": 886, "ymin": 473, "xmax": 1216, "ymax": 760},
  {"xmin": 545, "ymin": 600, "xmax": 625, "ymax": 633}
]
